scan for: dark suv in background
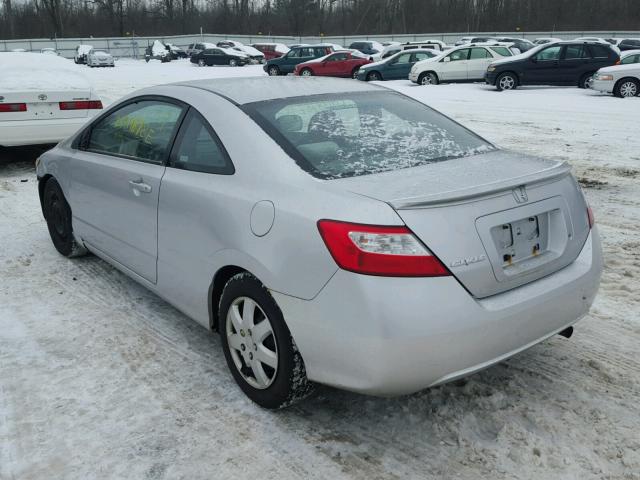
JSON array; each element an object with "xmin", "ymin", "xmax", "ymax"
[
  {"xmin": 264, "ymin": 45, "xmax": 334, "ymax": 76},
  {"xmin": 618, "ymin": 39, "xmax": 640, "ymax": 51},
  {"xmin": 486, "ymin": 41, "xmax": 620, "ymax": 90}
]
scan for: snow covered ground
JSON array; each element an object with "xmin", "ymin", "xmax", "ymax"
[{"xmin": 1, "ymin": 59, "xmax": 639, "ymax": 480}]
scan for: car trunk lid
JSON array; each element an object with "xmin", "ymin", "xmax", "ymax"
[
  {"xmin": 0, "ymin": 90, "xmax": 94, "ymax": 121},
  {"xmin": 332, "ymin": 150, "xmax": 590, "ymax": 298}
]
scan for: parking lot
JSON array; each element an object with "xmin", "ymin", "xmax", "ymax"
[{"xmin": 1, "ymin": 60, "xmax": 639, "ymax": 479}]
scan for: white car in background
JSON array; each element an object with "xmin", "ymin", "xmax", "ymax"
[
  {"xmin": 86, "ymin": 49, "xmax": 115, "ymax": 67},
  {"xmin": 0, "ymin": 53, "xmax": 103, "ymax": 146},
  {"xmin": 455, "ymin": 36, "xmax": 474, "ymax": 46},
  {"xmin": 591, "ymin": 62, "xmax": 640, "ymax": 97},
  {"xmin": 216, "ymin": 40, "xmax": 265, "ymax": 63},
  {"xmin": 74, "ymin": 44, "xmax": 93, "ymax": 64},
  {"xmin": 409, "ymin": 43, "xmax": 514, "ymax": 85},
  {"xmin": 533, "ymin": 37, "xmax": 563, "ymax": 45}
]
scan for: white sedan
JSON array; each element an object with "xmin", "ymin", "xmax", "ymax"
[
  {"xmin": 409, "ymin": 44, "xmax": 514, "ymax": 85},
  {"xmin": 591, "ymin": 63, "xmax": 640, "ymax": 97},
  {"xmin": 0, "ymin": 53, "xmax": 103, "ymax": 146}
]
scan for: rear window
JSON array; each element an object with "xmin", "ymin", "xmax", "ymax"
[{"xmin": 245, "ymin": 92, "xmax": 494, "ymax": 179}]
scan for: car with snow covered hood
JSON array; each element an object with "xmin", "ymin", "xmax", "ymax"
[
  {"xmin": 1, "ymin": 52, "xmax": 103, "ymax": 146},
  {"xmin": 35, "ymin": 77, "xmax": 602, "ymax": 409}
]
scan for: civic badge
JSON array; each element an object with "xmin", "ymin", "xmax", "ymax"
[
  {"xmin": 513, "ymin": 185, "xmax": 528, "ymax": 204},
  {"xmin": 38, "ymin": 94, "xmax": 48, "ymax": 101}
]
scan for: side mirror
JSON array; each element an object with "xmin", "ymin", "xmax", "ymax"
[{"xmin": 443, "ymin": 57, "xmax": 451, "ymax": 62}]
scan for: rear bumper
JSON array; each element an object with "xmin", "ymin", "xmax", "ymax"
[
  {"xmin": 0, "ymin": 117, "xmax": 90, "ymax": 147},
  {"xmin": 273, "ymin": 228, "xmax": 602, "ymax": 396}
]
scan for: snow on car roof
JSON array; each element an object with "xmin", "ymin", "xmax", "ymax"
[
  {"xmin": 0, "ymin": 53, "xmax": 91, "ymax": 91},
  {"xmin": 173, "ymin": 76, "xmax": 384, "ymax": 105}
]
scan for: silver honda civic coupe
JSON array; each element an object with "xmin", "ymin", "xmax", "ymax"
[{"xmin": 36, "ymin": 77, "xmax": 602, "ymax": 409}]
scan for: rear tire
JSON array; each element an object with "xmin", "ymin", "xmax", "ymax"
[
  {"xmin": 614, "ymin": 78, "xmax": 639, "ymax": 98},
  {"xmin": 579, "ymin": 72, "xmax": 595, "ymax": 89},
  {"xmin": 496, "ymin": 72, "xmax": 518, "ymax": 91},
  {"xmin": 43, "ymin": 178, "xmax": 87, "ymax": 258},
  {"xmin": 219, "ymin": 273, "xmax": 314, "ymax": 409},
  {"xmin": 351, "ymin": 67, "xmax": 360, "ymax": 79}
]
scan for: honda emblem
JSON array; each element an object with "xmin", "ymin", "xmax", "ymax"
[{"xmin": 513, "ymin": 186, "xmax": 528, "ymax": 204}]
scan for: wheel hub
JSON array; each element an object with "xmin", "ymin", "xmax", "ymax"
[{"xmin": 226, "ymin": 297, "xmax": 278, "ymax": 390}]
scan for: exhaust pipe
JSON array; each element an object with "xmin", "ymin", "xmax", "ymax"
[{"xmin": 558, "ymin": 326, "xmax": 573, "ymax": 339}]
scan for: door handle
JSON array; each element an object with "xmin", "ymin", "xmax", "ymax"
[{"xmin": 129, "ymin": 179, "xmax": 152, "ymax": 194}]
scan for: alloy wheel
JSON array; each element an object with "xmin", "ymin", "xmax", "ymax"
[
  {"xmin": 226, "ymin": 297, "xmax": 278, "ymax": 390},
  {"xmin": 421, "ymin": 73, "xmax": 437, "ymax": 85},
  {"xmin": 230, "ymin": 59, "xmax": 238, "ymax": 67},
  {"xmin": 301, "ymin": 69, "xmax": 313, "ymax": 77},
  {"xmin": 198, "ymin": 59, "xmax": 205, "ymax": 67},
  {"xmin": 499, "ymin": 74, "xmax": 516, "ymax": 90},
  {"xmin": 620, "ymin": 81, "xmax": 638, "ymax": 97},
  {"xmin": 268, "ymin": 67, "xmax": 279, "ymax": 76}
]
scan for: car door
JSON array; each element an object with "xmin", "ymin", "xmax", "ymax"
[
  {"xmin": 69, "ymin": 98, "xmax": 186, "ymax": 283},
  {"xmin": 558, "ymin": 44, "xmax": 591, "ymax": 84},
  {"xmin": 385, "ymin": 52, "xmax": 413, "ymax": 79},
  {"xmin": 526, "ymin": 44, "xmax": 563, "ymax": 84},
  {"xmin": 156, "ymin": 108, "xmax": 235, "ymax": 322},
  {"xmin": 325, "ymin": 52, "xmax": 349, "ymax": 76},
  {"xmin": 467, "ymin": 47, "xmax": 494, "ymax": 80},
  {"xmin": 439, "ymin": 48, "xmax": 470, "ymax": 81}
]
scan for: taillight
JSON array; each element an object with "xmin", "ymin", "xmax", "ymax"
[
  {"xmin": 0, "ymin": 103, "xmax": 27, "ymax": 112},
  {"xmin": 59, "ymin": 100, "xmax": 103, "ymax": 110},
  {"xmin": 317, "ymin": 220, "xmax": 450, "ymax": 277},
  {"xmin": 587, "ymin": 206, "xmax": 595, "ymax": 229}
]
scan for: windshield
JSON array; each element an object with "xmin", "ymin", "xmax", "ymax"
[{"xmin": 245, "ymin": 92, "xmax": 494, "ymax": 179}]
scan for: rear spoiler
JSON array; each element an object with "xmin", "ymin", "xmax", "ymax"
[{"xmin": 390, "ymin": 162, "xmax": 572, "ymax": 209}]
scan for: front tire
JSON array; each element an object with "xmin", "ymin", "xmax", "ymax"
[
  {"xmin": 229, "ymin": 58, "xmax": 238, "ymax": 67},
  {"xmin": 198, "ymin": 59, "xmax": 206, "ymax": 67},
  {"xmin": 419, "ymin": 72, "xmax": 439, "ymax": 85},
  {"xmin": 614, "ymin": 78, "xmax": 639, "ymax": 98},
  {"xmin": 300, "ymin": 68, "xmax": 313, "ymax": 77},
  {"xmin": 366, "ymin": 71, "xmax": 382, "ymax": 81},
  {"xmin": 267, "ymin": 66, "xmax": 280, "ymax": 76},
  {"xmin": 219, "ymin": 273, "xmax": 314, "ymax": 409},
  {"xmin": 496, "ymin": 72, "xmax": 518, "ymax": 91},
  {"xmin": 43, "ymin": 178, "xmax": 87, "ymax": 258}
]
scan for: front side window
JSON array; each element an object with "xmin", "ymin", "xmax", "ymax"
[
  {"xmin": 246, "ymin": 92, "xmax": 494, "ymax": 180},
  {"xmin": 87, "ymin": 100, "xmax": 183, "ymax": 163},
  {"xmin": 621, "ymin": 54, "xmax": 640, "ymax": 65},
  {"xmin": 448, "ymin": 49, "xmax": 470, "ymax": 61},
  {"xmin": 328, "ymin": 53, "xmax": 348, "ymax": 62},
  {"xmin": 535, "ymin": 45, "xmax": 562, "ymax": 61},
  {"xmin": 169, "ymin": 110, "xmax": 233, "ymax": 175},
  {"xmin": 395, "ymin": 53, "xmax": 412, "ymax": 64}
]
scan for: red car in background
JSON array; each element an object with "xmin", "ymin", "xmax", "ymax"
[
  {"xmin": 293, "ymin": 51, "xmax": 372, "ymax": 78},
  {"xmin": 251, "ymin": 43, "xmax": 290, "ymax": 61}
]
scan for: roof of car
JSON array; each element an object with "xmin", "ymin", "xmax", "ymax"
[{"xmin": 173, "ymin": 77, "xmax": 385, "ymax": 105}]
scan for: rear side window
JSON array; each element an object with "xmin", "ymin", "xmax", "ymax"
[
  {"xmin": 470, "ymin": 48, "xmax": 491, "ymax": 59},
  {"xmin": 169, "ymin": 109, "xmax": 233, "ymax": 175},
  {"xmin": 413, "ymin": 52, "xmax": 434, "ymax": 61},
  {"xmin": 564, "ymin": 45, "xmax": 590, "ymax": 59},
  {"xmin": 246, "ymin": 92, "xmax": 494, "ymax": 180},
  {"xmin": 490, "ymin": 46, "xmax": 512, "ymax": 56},
  {"xmin": 589, "ymin": 45, "xmax": 612, "ymax": 58},
  {"xmin": 87, "ymin": 100, "xmax": 183, "ymax": 163},
  {"xmin": 395, "ymin": 53, "xmax": 412, "ymax": 64}
]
